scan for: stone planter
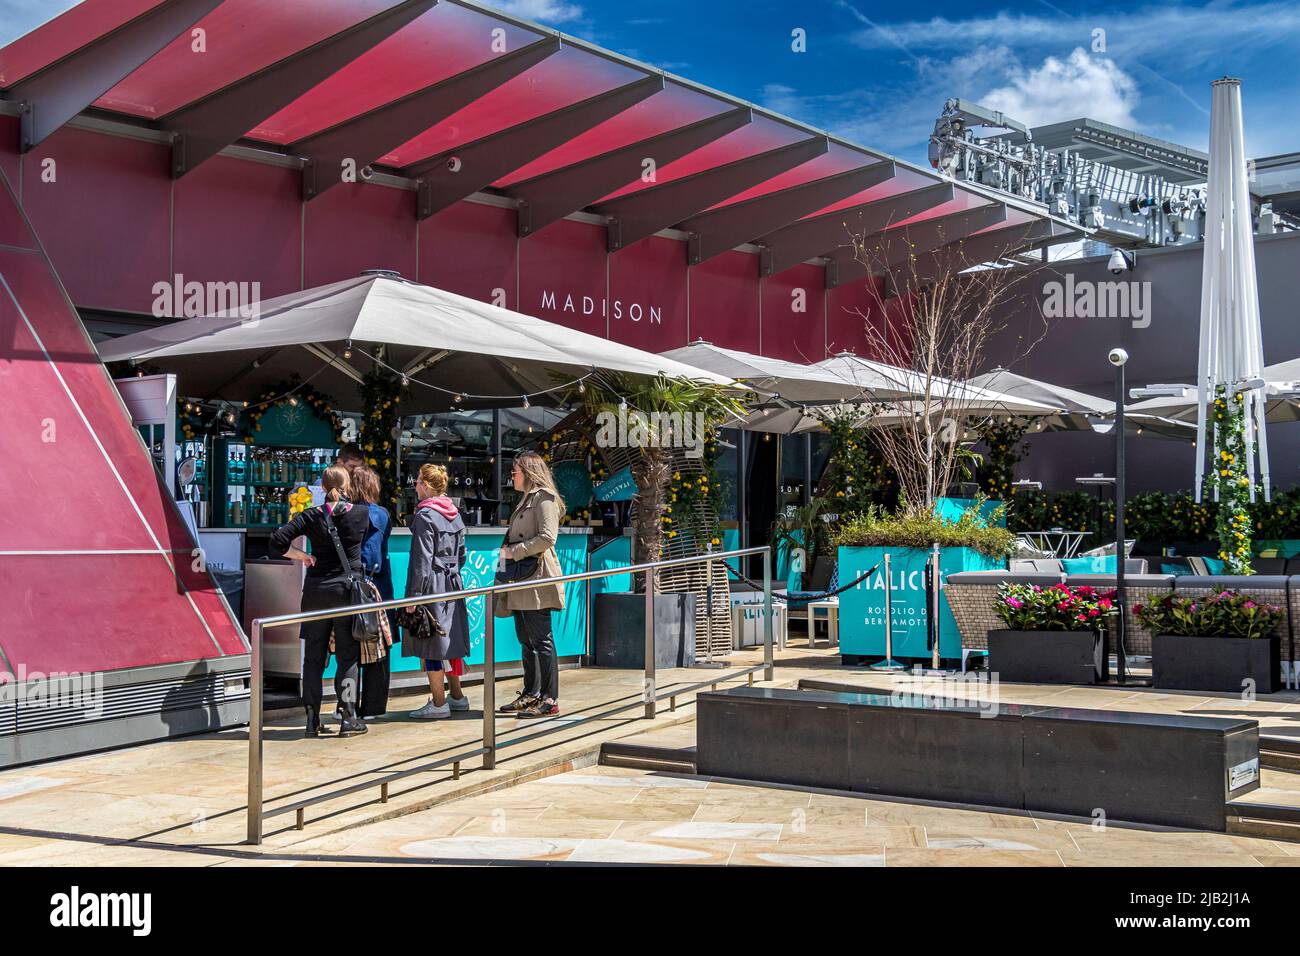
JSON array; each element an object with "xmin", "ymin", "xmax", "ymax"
[
  {"xmin": 987, "ymin": 629, "xmax": 1107, "ymax": 684},
  {"xmin": 592, "ymin": 592, "xmax": 695, "ymax": 669},
  {"xmin": 1152, "ymin": 633, "xmax": 1281, "ymax": 694}
]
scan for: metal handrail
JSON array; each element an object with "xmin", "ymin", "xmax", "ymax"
[{"xmin": 246, "ymin": 545, "xmax": 774, "ymax": 844}]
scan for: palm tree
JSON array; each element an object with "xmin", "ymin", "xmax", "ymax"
[{"xmin": 570, "ymin": 372, "xmax": 747, "ymax": 580}]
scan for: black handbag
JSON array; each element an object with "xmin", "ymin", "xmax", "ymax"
[
  {"xmin": 322, "ymin": 503, "xmax": 382, "ymax": 643},
  {"xmin": 494, "ymin": 554, "xmax": 538, "ymax": 586}
]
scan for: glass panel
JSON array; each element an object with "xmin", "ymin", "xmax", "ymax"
[{"xmin": 399, "ymin": 408, "xmax": 497, "ymax": 523}]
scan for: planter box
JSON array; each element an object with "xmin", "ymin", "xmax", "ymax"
[
  {"xmin": 988, "ymin": 629, "xmax": 1107, "ymax": 684},
  {"xmin": 1152, "ymin": 633, "xmax": 1281, "ymax": 694},
  {"xmin": 592, "ymin": 592, "xmax": 695, "ymax": 669},
  {"xmin": 837, "ymin": 546, "xmax": 1005, "ymax": 664}
]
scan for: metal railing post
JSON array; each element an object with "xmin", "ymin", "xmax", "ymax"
[
  {"xmin": 762, "ymin": 547, "xmax": 774, "ymax": 682},
  {"xmin": 483, "ymin": 593, "xmax": 496, "ymax": 770},
  {"xmin": 246, "ymin": 619, "xmax": 264, "ymax": 846},
  {"xmin": 644, "ymin": 566, "xmax": 656, "ymax": 719}
]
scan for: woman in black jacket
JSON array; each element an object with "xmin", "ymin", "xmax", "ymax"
[{"xmin": 269, "ymin": 464, "xmax": 372, "ymax": 738}]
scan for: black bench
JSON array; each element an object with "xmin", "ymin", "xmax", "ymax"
[{"xmin": 696, "ymin": 686, "xmax": 1260, "ymax": 831}]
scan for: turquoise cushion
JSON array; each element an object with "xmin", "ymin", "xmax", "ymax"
[
  {"xmin": 1160, "ymin": 562, "xmax": 1193, "ymax": 577},
  {"xmin": 1062, "ymin": 554, "xmax": 1117, "ymax": 574},
  {"xmin": 1203, "ymin": 556, "xmax": 1226, "ymax": 575}
]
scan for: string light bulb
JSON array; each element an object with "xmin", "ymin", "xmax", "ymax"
[
  {"xmin": 578, "ymin": 380, "xmax": 586, "ymax": 395},
  {"xmin": 343, "ymin": 340, "xmax": 353, "ymax": 360},
  {"xmin": 454, "ymin": 393, "xmax": 463, "ymax": 404},
  {"xmin": 522, "ymin": 395, "xmax": 530, "ymax": 409}
]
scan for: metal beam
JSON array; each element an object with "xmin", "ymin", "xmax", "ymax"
[
  {"xmin": 296, "ymin": 37, "xmax": 559, "ymax": 200},
  {"xmin": 599, "ymin": 136, "xmax": 829, "ymax": 252},
  {"xmin": 825, "ymin": 202, "xmax": 1009, "ymax": 288},
  {"xmin": 8, "ymin": 0, "xmax": 224, "ymax": 151},
  {"xmin": 679, "ymin": 161, "xmax": 896, "ymax": 265},
  {"xmin": 163, "ymin": 0, "xmax": 437, "ymax": 178},
  {"xmin": 756, "ymin": 181, "xmax": 954, "ymax": 277},
  {"xmin": 410, "ymin": 74, "xmax": 665, "ymax": 221},
  {"xmin": 507, "ymin": 106, "xmax": 752, "ymax": 237},
  {"xmin": 891, "ymin": 218, "xmax": 1061, "ymax": 291}
]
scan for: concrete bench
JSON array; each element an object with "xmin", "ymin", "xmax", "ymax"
[{"xmin": 697, "ymin": 686, "xmax": 1260, "ymax": 830}]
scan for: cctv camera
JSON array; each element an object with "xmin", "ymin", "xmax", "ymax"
[
  {"xmin": 1107, "ymin": 249, "xmax": 1133, "ymax": 275},
  {"xmin": 359, "ymin": 164, "xmax": 375, "ymax": 181},
  {"xmin": 1108, "ymin": 348, "xmax": 1129, "ymax": 367}
]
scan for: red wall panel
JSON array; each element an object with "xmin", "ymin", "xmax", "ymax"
[
  {"xmin": 173, "ymin": 155, "xmax": 303, "ymax": 301},
  {"xmin": 419, "ymin": 201, "xmax": 518, "ymax": 309},
  {"xmin": 21, "ymin": 127, "xmax": 170, "ymax": 313},
  {"xmin": 688, "ymin": 250, "xmax": 760, "ymax": 353},
  {"xmin": 761, "ymin": 263, "xmax": 826, "ymax": 362},
  {"xmin": 826, "ymin": 275, "xmax": 885, "ymax": 357},
  {"xmin": 517, "ymin": 218, "xmax": 607, "ymax": 337},
  {"xmin": 606, "ymin": 236, "xmax": 688, "ymax": 351},
  {"xmin": 303, "ymin": 181, "xmax": 416, "ymax": 288}
]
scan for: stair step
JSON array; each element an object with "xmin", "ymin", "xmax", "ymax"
[
  {"xmin": 1226, "ymin": 815, "xmax": 1300, "ymax": 842},
  {"xmin": 1260, "ymin": 747, "xmax": 1300, "ymax": 773},
  {"xmin": 599, "ymin": 740, "xmax": 697, "ymax": 774}
]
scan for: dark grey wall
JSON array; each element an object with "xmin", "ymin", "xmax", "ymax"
[{"xmin": 982, "ymin": 230, "xmax": 1300, "ymax": 494}]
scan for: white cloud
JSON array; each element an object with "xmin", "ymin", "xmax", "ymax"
[
  {"xmin": 491, "ymin": 0, "xmax": 584, "ymax": 25},
  {"xmin": 982, "ymin": 48, "xmax": 1140, "ymax": 128}
]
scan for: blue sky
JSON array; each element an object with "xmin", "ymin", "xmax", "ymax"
[
  {"xmin": 4, "ymin": 0, "xmax": 1297, "ymax": 161},
  {"xmin": 495, "ymin": 0, "xmax": 1300, "ymax": 161}
]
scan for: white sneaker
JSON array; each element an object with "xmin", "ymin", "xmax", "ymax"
[
  {"xmin": 410, "ymin": 698, "xmax": 450, "ymax": 720},
  {"xmin": 448, "ymin": 695, "xmax": 470, "ymax": 712}
]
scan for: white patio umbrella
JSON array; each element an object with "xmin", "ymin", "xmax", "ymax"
[
  {"xmin": 98, "ymin": 272, "xmax": 732, "ymax": 411},
  {"xmin": 1127, "ymin": 356, "xmax": 1300, "ymax": 424},
  {"xmin": 660, "ymin": 341, "xmax": 877, "ymax": 433},
  {"xmin": 1194, "ymin": 77, "xmax": 1270, "ymax": 501},
  {"xmin": 968, "ymin": 367, "xmax": 1194, "ymax": 439}
]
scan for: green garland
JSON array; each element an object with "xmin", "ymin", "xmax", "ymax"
[
  {"xmin": 818, "ymin": 412, "xmax": 897, "ymax": 515},
  {"xmin": 244, "ymin": 377, "xmax": 345, "ymax": 445},
  {"xmin": 358, "ymin": 363, "xmax": 408, "ymax": 508},
  {"xmin": 661, "ymin": 430, "xmax": 724, "ymax": 550},
  {"xmin": 973, "ymin": 418, "xmax": 1030, "ymax": 501},
  {"xmin": 1207, "ymin": 385, "xmax": 1254, "ymax": 574}
]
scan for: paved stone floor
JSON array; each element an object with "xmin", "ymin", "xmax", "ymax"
[{"xmin": 1, "ymin": 641, "xmax": 1299, "ymax": 866}]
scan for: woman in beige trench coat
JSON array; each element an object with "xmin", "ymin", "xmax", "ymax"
[{"xmin": 496, "ymin": 451, "xmax": 566, "ymax": 719}]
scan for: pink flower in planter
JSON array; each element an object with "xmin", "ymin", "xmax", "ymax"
[
  {"xmin": 1244, "ymin": 600, "xmax": 1257, "ymax": 609},
  {"xmin": 1005, "ymin": 597, "xmax": 1024, "ymax": 609},
  {"xmin": 1099, "ymin": 598, "xmax": 1112, "ymax": 609},
  {"xmin": 1077, "ymin": 613, "xmax": 1089, "ymax": 622},
  {"xmin": 1089, "ymin": 608, "xmax": 1100, "ymax": 617}
]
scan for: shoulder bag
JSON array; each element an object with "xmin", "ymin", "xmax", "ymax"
[{"xmin": 321, "ymin": 503, "xmax": 383, "ymax": 643}]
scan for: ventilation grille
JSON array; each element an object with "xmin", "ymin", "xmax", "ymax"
[{"xmin": 4, "ymin": 670, "xmax": 250, "ymax": 735}]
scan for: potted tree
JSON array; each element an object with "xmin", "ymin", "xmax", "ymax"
[
  {"xmin": 832, "ymin": 502, "xmax": 1015, "ymax": 664},
  {"xmin": 988, "ymin": 583, "xmax": 1118, "ymax": 684},
  {"xmin": 1136, "ymin": 591, "xmax": 1285, "ymax": 693}
]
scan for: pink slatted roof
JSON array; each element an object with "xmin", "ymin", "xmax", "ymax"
[
  {"xmin": 0, "ymin": 0, "xmax": 159, "ymax": 87},
  {"xmin": 0, "ymin": 0, "xmax": 1066, "ymax": 258},
  {"xmin": 251, "ymin": 3, "xmax": 537, "ymax": 145},
  {"xmin": 595, "ymin": 115, "xmax": 810, "ymax": 203},
  {"xmin": 496, "ymin": 82, "xmax": 733, "ymax": 186},
  {"xmin": 378, "ymin": 45, "xmax": 643, "ymax": 167}
]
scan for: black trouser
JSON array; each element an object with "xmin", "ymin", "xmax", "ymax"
[
  {"xmin": 513, "ymin": 608, "xmax": 558, "ymax": 701},
  {"xmin": 300, "ymin": 575, "xmax": 362, "ymax": 717}
]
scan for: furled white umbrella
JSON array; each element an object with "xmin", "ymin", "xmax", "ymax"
[
  {"xmin": 1194, "ymin": 78, "xmax": 1270, "ymax": 501},
  {"xmin": 98, "ymin": 273, "xmax": 732, "ymax": 410}
]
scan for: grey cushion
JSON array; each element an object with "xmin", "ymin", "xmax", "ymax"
[
  {"xmin": 1010, "ymin": 558, "xmax": 1064, "ymax": 573},
  {"xmin": 1066, "ymin": 574, "xmax": 1174, "ymax": 588},
  {"xmin": 1174, "ymin": 575, "xmax": 1290, "ymax": 591}
]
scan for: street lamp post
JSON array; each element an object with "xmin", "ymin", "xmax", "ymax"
[{"xmin": 1109, "ymin": 348, "xmax": 1129, "ymax": 686}]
